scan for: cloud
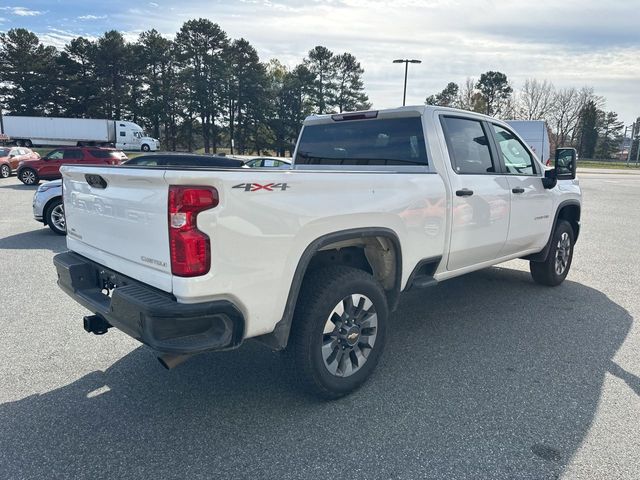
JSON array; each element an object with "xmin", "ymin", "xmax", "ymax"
[
  {"xmin": 21, "ymin": 0, "xmax": 640, "ymax": 124},
  {"xmin": 0, "ymin": 6, "xmax": 45, "ymax": 16},
  {"xmin": 78, "ymin": 15, "xmax": 108, "ymax": 20},
  {"xmin": 149, "ymin": 2, "xmax": 159, "ymax": 6}
]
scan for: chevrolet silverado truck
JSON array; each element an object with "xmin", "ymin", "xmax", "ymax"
[{"xmin": 53, "ymin": 106, "xmax": 581, "ymax": 399}]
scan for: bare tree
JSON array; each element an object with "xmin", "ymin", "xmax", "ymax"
[
  {"xmin": 518, "ymin": 78, "xmax": 555, "ymax": 120},
  {"xmin": 550, "ymin": 87, "xmax": 593, "ymax": 147},
  {"xmin": 457, "ymin": 77, "xmax": 484, "ymax": 113}
]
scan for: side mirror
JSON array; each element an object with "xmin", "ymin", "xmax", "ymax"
[
  {"xmin": 555, "ymin": 147, "xmax": 577, "ymax": 180},
  {"xmin": 541, "ymin": 168, "xmax": 557, "ymax": 189},
  {"xmin": 9, "ymin": 153, "xmax": 16, "ymax": 158}
]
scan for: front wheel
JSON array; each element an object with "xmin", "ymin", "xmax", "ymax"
[
  {"xmin": 19, "ymin": 168, "xmax": 39, "ymax": 185},
  {"xmin": 286, "ymin": 266, "xmax": 388, "ymax": 399},
  {"xmin": 530, "ymin": 220, "xmax": 574, "ymax": 286},
  {"xmin": 0, "ymin": 164, "xmax": 10, "ymax": 178},
  {"xmin": 45, "ymin": 199, "xmax": 66, "ymax": 235},
  {"xmin": 141, "ymin": 144, "xmax": 150, "ymax": 152}
]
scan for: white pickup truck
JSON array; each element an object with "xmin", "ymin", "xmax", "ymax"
[{"xmin": 54, "ymin": 106, "xmax": 581, "ymax": 398}]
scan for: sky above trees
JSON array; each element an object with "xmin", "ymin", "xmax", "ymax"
[{"xmin": 1, "ymin": 0, "xmax": 638, "ymax": 124}]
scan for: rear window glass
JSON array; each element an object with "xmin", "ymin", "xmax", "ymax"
[{"xmin": 295, "ymin": 117, "xmax": 428, "ymax": 166}]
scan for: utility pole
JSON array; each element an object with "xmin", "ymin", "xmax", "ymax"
[
  {"xmin": 627, "ymin": 122, "xmax": 636, "ymax": 166},
  {"xmin": 392, "ymin": 59, "xmax": 422, "ymax": 106}
]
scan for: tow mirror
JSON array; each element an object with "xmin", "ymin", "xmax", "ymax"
[{"xmin": 555, "ymin": 147, "xmax": 577, "ymax": 180}]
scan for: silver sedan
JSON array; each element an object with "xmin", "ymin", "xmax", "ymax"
[{"xmin": 32, "ymin": 179, "xmax": 65, "ymax": 235}]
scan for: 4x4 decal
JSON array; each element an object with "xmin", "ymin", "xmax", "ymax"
[{"xmin": 232, "ymin": 183, "xmax": 289, "ymax": 192}]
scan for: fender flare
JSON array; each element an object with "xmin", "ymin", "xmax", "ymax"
[
  {"xmin": 525, "ymin": 199, "xmax": 581, "ymax": 262},
  {"xmin": 255, "ymin": 227, "xmax": 402, "ymax": 350}
]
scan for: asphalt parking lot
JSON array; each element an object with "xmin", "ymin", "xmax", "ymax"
[{"xmin": 0, "ymin": 171, "xmax": 639, "ymax": 479}]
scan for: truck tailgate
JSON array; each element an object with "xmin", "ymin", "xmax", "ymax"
[{"xmin": 62, "ymin": 166, "xmax": 172, "ymax": 292}]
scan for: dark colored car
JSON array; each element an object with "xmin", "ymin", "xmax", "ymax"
[
  {"xmin": 0, "ymin": 146, "xmax": 40, "ymax": 178},
  {"xmin": 123, "ymin": 153, "xmax": 246, "ymax": 168},
  {"xmin": 17, "ymin": 147, "xmax": 127, "ymax": 185}
]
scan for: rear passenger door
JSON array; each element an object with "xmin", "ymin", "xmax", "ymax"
[
  {"xmin": 489, "ymin": 124, "xmax": 553, "ymax": 255},
  {"xmin": 440, "ymin": 116, "xmax": 511, "ymax": 271}
]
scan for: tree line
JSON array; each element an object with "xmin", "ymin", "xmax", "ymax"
[
  {"xmin": 0, "ymin": 21, "xmax": 370, "ymax": 155},
  {"xmin": 426, "ymin": 73, "xmax": 634, "ymax": 160}
]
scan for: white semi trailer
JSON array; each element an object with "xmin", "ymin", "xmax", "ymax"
[
  {"xmin": 0, "ymin": 116, "xmax": 160, "ymax": 152},
  {"xmin": 506, "ymin": 120, "xmax": 550, "ymax": 165}
]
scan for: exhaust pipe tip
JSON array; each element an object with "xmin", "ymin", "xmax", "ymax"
[{"xmin": 158, "ymin": 353, "xmax": 193, "ymax": 370}]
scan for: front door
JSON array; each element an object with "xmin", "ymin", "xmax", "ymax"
[
  {"xmin": 39, "ymin": 149, "xmax": 64, "ymax": 177},
  {"xmin": 440, "ymin": 115, "xmax": 511, "ymax": 271},
  {"xmin": 489, "ymin": 124, "xmax": 553, "ymax": 255}
]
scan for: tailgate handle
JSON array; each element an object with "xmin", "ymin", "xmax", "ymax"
[{"xmin": 85, "ymin": 174, "xmax": 108, "ymax": 189}]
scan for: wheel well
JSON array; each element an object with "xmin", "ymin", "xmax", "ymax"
[
  {"xmin": 558, "ymin": 204, "xmax": 580, "ymax": 241},
  {"xmin": 253, "ymin": 230, "xmax": 401, "ymax": 351},
  {"xmin": 308, "ymin": 236, "xmax": 398, "ymax": 293}
]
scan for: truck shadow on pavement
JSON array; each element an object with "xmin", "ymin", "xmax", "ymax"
[
  {"xmin": 0, "ymin": 267, "xmax": 633, "ymax": 479},
  {"xmin": 0, "ymin": 182, "xmax": 37, "ymax": 191},
  {"xmin": 0, "ymin": 228, "xmax": 66, "ymax": 252}
]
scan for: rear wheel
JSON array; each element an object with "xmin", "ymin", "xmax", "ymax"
[
  {"xmin": 0, "ymin": 164, "xmax": 10, "ymax": 178},
  {"xmin": 19, "ymin": 168, "xmax": 39, "ymax": 185},
  {"xmin": 286, "ymin": 266, "xmax": 388, "ymax": 399},
  {"xmin": 530, "ymin": 220, "xmax": 574, "ymax": 286},
  {"xmin": 45, "ymin": 199, "xmax": 66, "ymax": 235}
]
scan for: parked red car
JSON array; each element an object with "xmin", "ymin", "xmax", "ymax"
[
  {"xmin": 0, "ymin": 146, "xmax": 40, "ymax": 179},
  {"xmin": 17, "ymin": 147, "xmax": 127, "ymax": 185}
]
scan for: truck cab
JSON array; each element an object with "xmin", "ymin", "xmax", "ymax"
[{"xmin": 115, "ymin": 121, "xmax": 160, "ymax": 152}]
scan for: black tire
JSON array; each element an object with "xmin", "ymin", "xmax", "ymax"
[
  {"xmin": 530, "ymin": 220, "xmax": 574, "ymax": 286},
  {"xmin": 141, "ymin": 144, "xmax": 150, "ymax": 152},
  {"xmin": 45, "ymin": 198, "xmax": 66, "ymax": 235},
  {"xmin": 24, "ymin": 139, "xmax": 33, "ymax": 148},
  {"xmin": 0, "ymin": 164, "xmax": 10, "ymax": 178},
  {"xmin": 286, "ymin": 266, "xmax": 388, "ymax": 399},
  {"xmin": 19, "ymin": 168, "xmax": 39, "ymax": 185}
]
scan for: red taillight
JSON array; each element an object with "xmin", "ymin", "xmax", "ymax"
[{"xmin": 168, "ymin": 186, "xmax": 218, "ymax": 277}]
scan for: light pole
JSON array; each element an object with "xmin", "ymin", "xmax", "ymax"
[{"xmin": 393, "ymin": 59, "xmax": 421, "ymax": 106}]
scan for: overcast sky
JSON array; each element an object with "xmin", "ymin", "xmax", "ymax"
[{"xmin": 1, "ymin": 0, "xmax": 639, "ymax": 124}]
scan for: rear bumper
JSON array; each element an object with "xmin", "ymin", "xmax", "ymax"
[{"xmin": 53, "ymin": 251, "xmax": 244, "ymax": 354}]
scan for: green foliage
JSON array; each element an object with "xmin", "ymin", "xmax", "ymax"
[
  {"xmin": 0, "ymin": 29, "xmax": 58, "ymax": 115},
  {"xmin": 595, "ymin": 111, "xmax": 624, "ymax": 159},
  {"xmin": 475, "ymin": 71, "xmax": 512, "ymax": 116},
  {"xmin": 577, "ymin": 100, "xmax": 599, "ymax": 158},
  {"xmin": 0, "ymin": 24, "xmax": 371, "ymax": 154},
  {"xmin": 425, "ymin": 82, "xmax": 459, "ymax": 107}
]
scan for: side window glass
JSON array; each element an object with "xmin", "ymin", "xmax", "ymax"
[
  {"xmin": 492, "ymin": 125, "xmax": 536, "ymax": 175},
  {"xmin": 48, "ymin": 150, "xmax": 64, "ymax": 160},
  {"xmin": 120, "ymin": 131, "xmax": 126, "ymax": 137},
  {"xmin": 441, "ymin": 117, "xmax": 495, "ymax": 174},
  {"xmin": 63, "ymin": 150, "xmax": 83, "ymax": 160}
]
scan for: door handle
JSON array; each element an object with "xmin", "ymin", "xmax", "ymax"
[
  {"xmin": 455, "ymin": 189, "xmax": 474, "ymax": 197},
  {"xmin": 512, "ymin": 187, "xmax": 525, "ymax": 194}
]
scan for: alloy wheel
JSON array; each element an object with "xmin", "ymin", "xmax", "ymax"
[
  {"xmin": 50, "ymin": 204, "xmax": 66, "ymax": 232},
  {"xmin": 321, "ymin": 294, "xmax": 378, "ymax": 377},
  {"xmin": 21, "ymin": 170, "xmax": 36, "ymax": 185},
  {"xmin": 554, "ymin": 232, "xmax": 571, "ymax": 275}
]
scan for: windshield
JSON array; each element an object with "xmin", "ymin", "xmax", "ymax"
[{"xmin": 295, "ymin": 117, "xmax": 428, "ymax": 166}]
